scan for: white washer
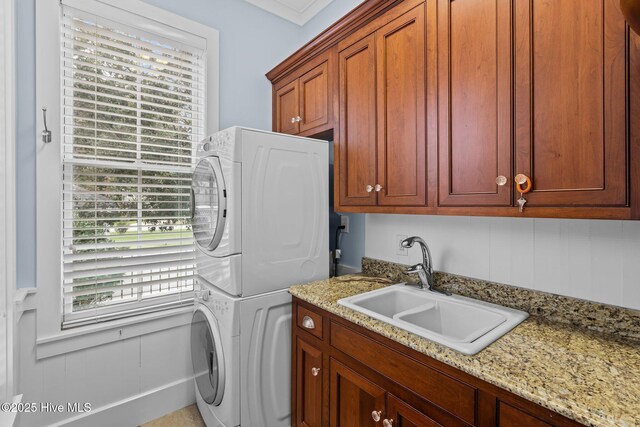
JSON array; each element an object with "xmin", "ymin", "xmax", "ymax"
[
  {"xmin": 191, "ymin": 127, "xmax": 329, "ymax": 297},
  {"xmin": 191, "ymin": 279, "xmax": 292, "ymax": 427}
]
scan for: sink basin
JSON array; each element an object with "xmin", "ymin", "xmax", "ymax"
[{"xmin": 338, "ymin": 285, "xmax": 528, "ymax": 355}]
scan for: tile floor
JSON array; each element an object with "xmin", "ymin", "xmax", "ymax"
[{"xmin": 141, "ymin": 404, "xmax": 205, "ymax": 427}]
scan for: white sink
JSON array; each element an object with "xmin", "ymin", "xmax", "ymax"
[{"xmin": 338, "ymin": 284, "xmax": 528, "ymax": 355}]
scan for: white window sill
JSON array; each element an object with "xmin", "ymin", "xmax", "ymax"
[{"xmin": 36, "ymin": 304, "xmax": 193, "ymax": 359}]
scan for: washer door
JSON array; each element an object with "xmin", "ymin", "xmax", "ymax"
[
  {"xmin": 191, "ymin": 306, "xmax": 225, "ymax": 405},
  {"xmin": 192, "ymin": 156, "xmax": 227, "ymax": 253}
]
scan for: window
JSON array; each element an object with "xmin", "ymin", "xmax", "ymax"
[{"xmin": 36, "ymin": 0, "xmax": 218, "ymax": 331}]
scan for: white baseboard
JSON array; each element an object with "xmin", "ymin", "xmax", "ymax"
[{"xmin": 45, "ymin": 377, "xmax": 195, "ymax": 427}]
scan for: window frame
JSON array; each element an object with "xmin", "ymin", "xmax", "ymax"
[
  {"xmin": 1, "ymin": 0, "xmax": 17, "ymax": 402},
  {"xmin": 35, "ymin": 0, "xmax": 219, "ymax": 350}
]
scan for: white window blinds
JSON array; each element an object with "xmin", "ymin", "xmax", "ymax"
[{"xmin": 60, "ymin": 3, "xmax": 206, "ymax": 327}]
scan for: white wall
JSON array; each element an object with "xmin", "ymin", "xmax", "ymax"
[
  {"xmin": 366, "ymin": 214, "xmax": 640, "ymax": 310},
  {"xmin": 16, "ymin": 311, "xmax": 193, "ymax": 427}
]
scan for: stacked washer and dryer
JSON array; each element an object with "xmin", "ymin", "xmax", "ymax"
[{"xmin": 190, "ymin": 127, "xmax": 329, "ymax": 427}]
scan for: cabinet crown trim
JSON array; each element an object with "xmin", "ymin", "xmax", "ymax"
[{"xmin": 266, "ymin": 0, "xmax": 403, "ymax": 83}]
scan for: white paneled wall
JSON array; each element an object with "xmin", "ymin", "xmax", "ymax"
[
  {"xmin": 365, "ymin": 214, "xmax": 640, "ymax": 310},
  {"xmin": 16, "ymin": 311, "xmax": 194, "ymax": 427}
]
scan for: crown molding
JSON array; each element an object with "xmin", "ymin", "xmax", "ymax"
[
  {"xmin": 244, "ymin": 0, "xmax": 334, "ymax": 25},
  {"xmin": 266, "ymin": 0, "xmax": 402, "ymax": 83}
]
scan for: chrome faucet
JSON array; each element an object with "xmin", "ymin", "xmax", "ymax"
[{"xmin": 401, "ymin": 236, "xmax": 450, "ymax": 295}]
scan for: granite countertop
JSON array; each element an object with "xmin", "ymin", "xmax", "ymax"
[{"xmin": 289, "ymin": 275, "xmax": 640, "ymax": 427}]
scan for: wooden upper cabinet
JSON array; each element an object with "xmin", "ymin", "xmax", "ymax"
[
  {"xmin": 513, "ymin": 0, "xmax": 628, "ymax": 207},
  {"xmin": 300, "ymin": 62, "xmax": 329, "ymax": 133},
  {"xmin": 276, "ymin": 80, "xmax": 299, "ymax": 135},
  {"xmin": 338, "ymin": 34, "xmax": 378, "ymax": 206},
  {"xmin": 376, "ymin": 5, "xmax": 427, "ymax": 206},
  {"xmin": 438, "ymin": 0, "xmax": 512, "ymax": 206},
  {"xmin": 273, "ymin": 50, "xmax": 333, "ymax": 136},
  {"xmin": 269, "ymin": 0, "xmax": 638, "ymax": 219},
  {"xmin": 330, "ymin": 358, "xmax": 386, "ymax": 427},
  {"xmin": 338, "ymin": 0, "xmax": 428, "ymax": 207}
]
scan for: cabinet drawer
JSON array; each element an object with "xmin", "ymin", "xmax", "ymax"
[
  {"xmin": 297, "ymin": 305, "xmax": 323, "ymax": 339},
  {"xmin": 331, "ymin": 321, "xmax": 476, "ymax": 425}
]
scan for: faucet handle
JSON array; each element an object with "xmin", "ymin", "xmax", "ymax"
[
  {"xmin": 406, "ymin": 264, "xmax": 428, "ymax": 289},
  {"xmin": 406, "ymin": 264, "xmax": 424, "ymax": 274}
]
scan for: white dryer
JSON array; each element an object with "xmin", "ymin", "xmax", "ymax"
[
  {"xmin": 191, "ymin": 279, "xmax": 292, "ymax": 427},
  {"xmin": 191, "ymin": 127, "xmax": 329, "ymax": 297}
]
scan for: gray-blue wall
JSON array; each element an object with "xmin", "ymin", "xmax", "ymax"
[
  {"xmin": 301, "ymin": 0, "xmax": 362, "ymax": 44},
  {"xmin": 15, "ymin": 0, "xmax": 365, "ymax": 287},
  {"xmin": 306, "ymin": 1, "xmax": 365, "ymax": 272}
]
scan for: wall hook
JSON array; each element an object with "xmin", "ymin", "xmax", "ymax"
[{"xmin": 42, "ymin": 107, "xmax": 52, "ymax": 143}]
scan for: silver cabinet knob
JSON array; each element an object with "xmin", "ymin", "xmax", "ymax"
[
  {"xmin": 371, "ymin": 411, "xmax": 382, "ymax": 422},
  {"xmin": 302, "ymin": 316, "xmax": 315, "ymax": 329},
  {"xmin": 496, "ymin": 176, "xmax": 507, "ymax": 186},
  {"xmin": 374, "ymin": 184, "xmax": 383, "ymax": 192},
  {"xmin": 383, "ymin": 419, "xmax": 394, "ymax": 427},
  {"xmin": 291, "ymin": 117, "xmax": 296, "ymax": 124},
  {"xmin": 295, "ymin": 116, "xmax": 302, "ymax": 122},
  {"xmin": 366, "ymin": 185, "xmax": 374, "ymax": 193},
  {"xmin": 311, "ymin": 367, "xmax": 320, "ymax": 376},
  {"xmin": 515, "ymin": 174, "xmax": 529, "ymax": 185}
]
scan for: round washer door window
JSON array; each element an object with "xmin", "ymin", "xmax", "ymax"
[
  {"xmin": 190, "ymin": 307, "xmax": 225, "ymax": 405},
  {"xmin": 191, "ymin": 157, "xmax": 227, "ymax": 252}
]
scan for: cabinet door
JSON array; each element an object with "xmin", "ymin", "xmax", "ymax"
[
  {"xmin": 376, "ymin": 5, "xmax": 427, "ymax": 206},
  {"xmin": 276, "ymin": 79, "xmax": 300, "ymax": 135},
  {"xmin": 387, "ymin": 394, "xmax": 442, "ymax": 427},
  {"xmin": 338, "ymin": 34, "xmax": 378, "ymax": 206},
  {"xmin": 330, "ymin": 358, "xmax": 386, "ymax": 427},
  {"xmin": 437, "ymin": 0, "xmax": 512, "ymax": 206},
  {"xmin": 296, "ymin": 337, "xmax": 323, "ymax": 427},
  {"xmin": 300, "ymin": 62, "xmax": 329, "ymax": 133},
  {"xmin": 514, "ymin": 0, "xmax": 627, "ymax": 207}
]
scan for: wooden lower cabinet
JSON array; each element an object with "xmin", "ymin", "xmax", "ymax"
[
  {"xmin": 387, "ymin": 394, "xmax": 442, "ymax": 427},
  {"xmin": 296, "ymin": 337, "xmax": 324, "ymax": 427},
  {"xmin": 330, "ymin": 359, "xmax": 386, "ymax": 426},
  {"xmin": 498, "ymin": 402, "xmax": 552, "ymax": 427},
  {"xmin": 292, "ymin": 298, "xmax": 583, "ymax": 427},
  {"xmin": 330, "ymin": 358, "xmax": 441, "ymax": 427}
]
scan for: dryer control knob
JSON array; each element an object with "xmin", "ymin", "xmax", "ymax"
[
  {"xmin": 202, "ymin": 142, "xmax": 210, "ymax": 151},
  {"xmin": 201, "ymin": 291, "xmax": 210, "ymax": 301}
]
